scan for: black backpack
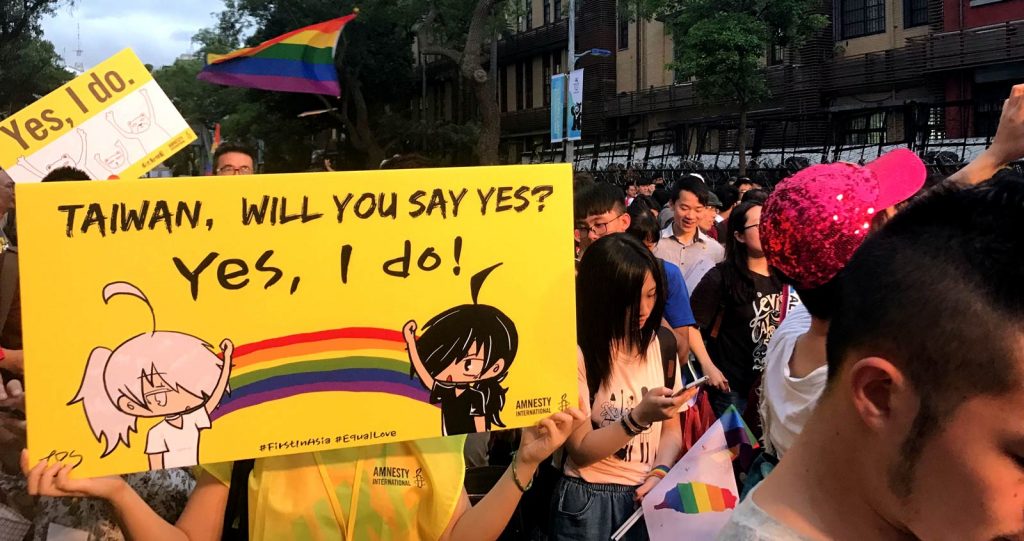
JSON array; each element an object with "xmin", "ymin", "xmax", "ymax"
[{"xmin": 588, "ymin": 325, "xmax": 681, "ymax": 406}]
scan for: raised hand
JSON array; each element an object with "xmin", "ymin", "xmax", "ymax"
[{"xmin": 516, "ymin": 408, "xmax": 586, "ymax": 467}]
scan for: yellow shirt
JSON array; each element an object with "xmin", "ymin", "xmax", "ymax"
[{"xmin": 202, "ymin": 435, "xmax": 466, "ymax": 541}]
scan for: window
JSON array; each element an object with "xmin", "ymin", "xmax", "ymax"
[
  {"xmin": 844, "ymin": 112, "xmax": 886, "ymax": 145},
  {"xmin": 543, "ymin": 55, "xmax": 551, "ymax": 106},
  {"xmin": 553, "ymin": 0, "xmax": 562, "ymax": 20},
  {"xmin": 524, "ymin": 60, "xmax": 534, "ymax": 109},
  {"xmin": 515, "ymin": 63, "xmax": 524, "ymax": 111},
  {"xmin": 544, "ymin": 0, "xmax": 551, "ymax": 25},
  {"xmin": 618, "ymin": 18, "xmax": 629, "ymax": 50},
  {"xmin": 526, "ymin": 0, "xmax": 533, "ymax": 30},
  {"xmin": 552, "ymin": 50, "xmax": 563, "ymax": 74},
  {"xmin": 500, "ymin": 65, "xmax": 508, "ymax": 112},
  {"xmin": 768, "ymin": 43, "xmax": 785, "ymax": 66},
  {"xmin": 841, "ymin": 0, "xmax": 886, "ymax": 39},
  {"xmin": 903, "ymin": 0, "xmax": 928, "ymax": 28},
  {"xmin": 969, "ymin": 0, "xmax": 1006, "ymax": 6}
]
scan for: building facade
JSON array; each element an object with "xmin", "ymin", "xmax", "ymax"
[{"xmin": 419, "ymin": 0, "xmax": 1024, "ymax": 177}]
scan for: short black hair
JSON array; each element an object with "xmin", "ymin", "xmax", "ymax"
[
  {"xmin": 213, "ymin": 142, "xmax": 256, "ymax": 169},
  {"xmin": 732, "ymin": 176, "xmax": 758, "ymax": 188},
  {"xmin": 827, "ymin": 170, "xmax": 1024, "ymax": 495},
  {"xmin": 41, "ymin": 167, "xmax": 90, "ymax": 182},
  {"xmin": 652, "ymin": 188, "xmax": 670, "ymax": 208},
  {"xmin": 778, "ymin": 271, "xmax": 840, "ymax": 320},
  {"xmin": 669, "ymin": 176, "xmax": 710, "ymax": 206},
  {"xmin": 574, "ymin": 182, "xmax": 625, "ymax": 222},
  {"xmin": 627, "ymin": 195, "xmax": 659, "ymax": 216},
  {"xmin": 625, "ymin": 207, "xmax": 661, "ymax": 245},
  {"xmin": 741, "ymin": 189, "xmax": 769, "ymax": 204},
  {"xmin": 714, "ymin": 184, "xmax": 740, "ymax": 209},
  {"xmin": 573, "ymin": 170, "xmax": 595, "ymax": 189}
]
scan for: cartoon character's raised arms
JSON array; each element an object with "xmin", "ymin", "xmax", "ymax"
[
  {"xmin": 70, "ymin": 282, "xmax": 232, "ymax": 470},
  {"xmin": 403, "ymin": 264, "xmax": 518, "ymax": 436}
]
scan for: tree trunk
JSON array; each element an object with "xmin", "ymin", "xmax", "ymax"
[
  {"xmin": 474, "ymin": 78, "xmax": 501, "ymax": 164},
  {"xmin": 738, "ymin": 107, "xmax": 748, "ymax": 177},
  {"xmin": 341, "ymin": 70, "xmax": 385, "ymax": 168},
  {"xmin": 419, "ymin": 0, "xmax": 503, "ymax": 164}
]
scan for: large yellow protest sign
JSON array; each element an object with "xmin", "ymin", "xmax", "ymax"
[
  {"xmin": 0, "ymin": 49, "xmax": 195, "ymax": 182},
  {"xmin": 17, "ymin": 164, "xmax": 577, "ymax": 478}
]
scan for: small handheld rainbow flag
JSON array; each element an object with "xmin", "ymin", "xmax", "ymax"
[{"xmin": 197, "ymin": 13, "xmax": 357, "ymax": 96}]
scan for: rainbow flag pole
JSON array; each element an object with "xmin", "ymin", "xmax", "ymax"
[{"xmin": 197, "ymin": 12, "xmax": 358, "ymax": 96}]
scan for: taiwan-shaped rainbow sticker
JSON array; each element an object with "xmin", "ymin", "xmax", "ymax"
[
  {"xmin": 211, "ymin": 327, "xmax": 433, "ymax": 421},
  {"xmin": 654, "ymin": 481, "xmax": 738, "ymax": 515}
]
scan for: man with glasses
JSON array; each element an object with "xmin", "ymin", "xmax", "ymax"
[
  {"xmin": 655, "ymin": 176, "xmax": 724, "ymax": 295},
  {"xmin": 213, "ymin": 143, "xmax": 257, "ymax": 176}
]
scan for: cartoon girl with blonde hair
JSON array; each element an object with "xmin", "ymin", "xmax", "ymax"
[{"xmin": 70, "ymin": 281, "xmax": 233, "ymax": 470}]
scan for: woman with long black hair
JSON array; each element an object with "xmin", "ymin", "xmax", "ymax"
[
  {"xmin": 551, "ymin": 234, "xmax": 694, "ymax": 540},
  {"xmin": 688, "ymin": 201, "xmax": 792, "ymax": 417}
]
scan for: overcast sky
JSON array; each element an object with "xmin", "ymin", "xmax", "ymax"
[{"xmin": 40, "ymin": 1, "xmax": 222, "ymax": 71}]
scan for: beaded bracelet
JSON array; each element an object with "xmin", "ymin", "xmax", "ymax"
[{"xmin": 509, "ymin": 452, "xmax": 534, "ymax": 492}]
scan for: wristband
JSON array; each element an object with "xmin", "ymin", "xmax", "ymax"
[
  {"xmin": 510, "ymin": 452, "xmax": 534, "ymax": 492},
  {"xmin": 646, "ymin": 469, "xmax": 667, "ymax": 481},
  {"xmin": 627, "ymin": 410, "xmax": 651, "ymax": 431},
  {"xmin": 620, "ymin": 416, "xmax": 641, "ymax": 437}
]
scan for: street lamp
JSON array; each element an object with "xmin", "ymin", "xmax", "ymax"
[{"xmin": 575, "ymin": 48, "xmax": 611, "ymax": 62}]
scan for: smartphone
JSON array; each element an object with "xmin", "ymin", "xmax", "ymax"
[{"xmin": 672, "ymin": 376, "xmax": 709, "ymax": 397}]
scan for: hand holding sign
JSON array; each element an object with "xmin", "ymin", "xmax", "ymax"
[{"xmin": 19, "ymin": 164, "xmax": 578, "ymax": 478}]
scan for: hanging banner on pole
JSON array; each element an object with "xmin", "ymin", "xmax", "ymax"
[
  {"xmin": 550, "ymin": 74, "xmax": 567, "ymax": 143},
  {"xmin": 567, "ymin": 69, "xmax": 583, "ymax": 141}
]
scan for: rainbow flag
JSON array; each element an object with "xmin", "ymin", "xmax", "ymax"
[
  {"xmin": 721, "ymin": 405, "xmax": 759, "ymax": 459},
  {"xmin": 197, "ymin": 14, "xmax": 357, "ymax": 96},
  {"xmin": 211, "ymin": 327, "xmax": 433, "ymax": 421},
  {"xmin": 654, "ymin": 482, "xmax": 738, "ymax": 514}
]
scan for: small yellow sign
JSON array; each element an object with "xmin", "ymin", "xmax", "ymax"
[
  {"xmin": 17, "ymin": 164, "xmax": 577, "ymax": 478},
  {"xmin": 0, "ymin": 49, "xmax": 195, "ymax": 182}
]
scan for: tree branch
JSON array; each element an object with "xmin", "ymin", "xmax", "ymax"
[
  {"xmin": 419, "ymin": 44, "xmax": 463, "ymax": 64},
  {"xmin": 416, "ymin": 5, "xmax": 464, "ymax": 66}
]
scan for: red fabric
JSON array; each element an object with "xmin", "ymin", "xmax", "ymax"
[{"xmin": 681, "ymin": 389, "xmax": 716, "ymax": 454}]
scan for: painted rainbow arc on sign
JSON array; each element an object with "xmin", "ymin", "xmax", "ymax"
[
  {"xmin": 210, "ymin": 327, "xmax": 433, "ymax": 421},
  {"xmin": 654, "ymin": 481, "xmax": 737, "ymax": 514}
]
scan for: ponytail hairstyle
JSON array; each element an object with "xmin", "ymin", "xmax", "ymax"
[{"xmin": 70, "ymin": 282, "xmax": 225, "ymax": 456}]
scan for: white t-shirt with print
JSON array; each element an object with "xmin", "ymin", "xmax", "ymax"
[
  {"xmin": 145, "ymin": 408, "xmax": 211, "ymax": 468},
  {"xmin": 565, "ymin": 338, "xmax": 684, "ymax": 486}
]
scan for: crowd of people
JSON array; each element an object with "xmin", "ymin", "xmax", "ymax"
[{"xmin": 0, "ymin": 83, "xmax": 1022, "ymax": 540}]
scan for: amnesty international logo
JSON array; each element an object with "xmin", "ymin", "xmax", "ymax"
[{"xmin": 414, "ymin": 468, "xmax": 426, "ymax": 489}]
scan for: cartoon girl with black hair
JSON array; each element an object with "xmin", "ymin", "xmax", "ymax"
[{"xmin": 403, "ymin": 264, "xmax": 518, "ymax": 436}]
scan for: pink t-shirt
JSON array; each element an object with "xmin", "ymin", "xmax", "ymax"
[{"xmin": 564, "ymin": 339, "xmax": 683, "ymax": 486}]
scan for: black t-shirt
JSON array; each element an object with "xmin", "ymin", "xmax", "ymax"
[
  {"xmin": 690, "ymin": 263, "xmax": 784, "ymax": 396},
  {"xmin": 431, "ymin": 383, "xmax": 486, "ymax": 435}
]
